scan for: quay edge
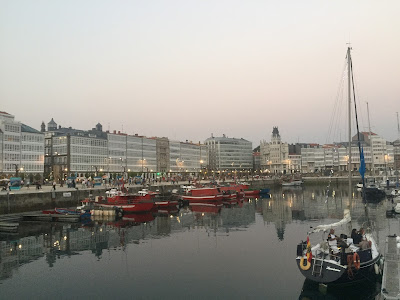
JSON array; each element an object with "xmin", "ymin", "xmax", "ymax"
[{"xmin": 0, "ymin": 177, "xmax": 361, "ymax": 215}]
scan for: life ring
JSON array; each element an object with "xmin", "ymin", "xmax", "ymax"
[
  {"xmin": 299, "ymin": 257, "xmax": 311, "ymax": 271},
  {"xmin": 353, "ymin": 252, "xmax": 360, "ymax": 270}
]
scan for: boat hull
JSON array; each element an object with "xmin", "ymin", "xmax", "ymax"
[
  {"xmin": 295, "ymin": 254, "xmax": 381, "ymax": 284},
  {"xmin": 181, "ymin": 195, "xmax": 223, "ymax": 202},
  {"xmin": 98, "ymin": 202, "xmax": 154, "ymax": 213}
]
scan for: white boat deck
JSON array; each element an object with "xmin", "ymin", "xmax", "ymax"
[{"xmin": 381, "ymin": 235, "xmax": 400, "ymax": 299}]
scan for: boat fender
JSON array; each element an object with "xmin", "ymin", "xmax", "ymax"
[
  {"xmin": 299, "ymin": 257, "xmax": 311, "ymax": 271},
  {"xmin": 374, "ymin": 263, "xmax": 379, "ymax": 275},
  {"xmin": 353, "ymin": 253, "xmax": 360, "ymax": 270}
]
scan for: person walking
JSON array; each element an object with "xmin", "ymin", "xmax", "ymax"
[{"xmin": 52, "ymin": 181, "xmax": 56, "ymax": 191}]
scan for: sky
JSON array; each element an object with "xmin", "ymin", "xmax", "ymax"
[{"xmin": 1, "ymin": 0, "xmax": 399, "ymax": 147}]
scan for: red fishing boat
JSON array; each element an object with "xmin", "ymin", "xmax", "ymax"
[
  {"xmin": 97, "ymin": 188, "xmax": 155, "ymax": 213},
  {"xmin": 219, "ymin": 184, "xmax": 246, "ymax": 199},
  {"xmin": 181, "ymin": 187, "xmax": 223, "ymax": 203},
  {"xmin": 138, "ymin": 189, "xmax": 179, "ymax": 208}
]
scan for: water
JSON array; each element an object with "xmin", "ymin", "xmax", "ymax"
[{"xmin": 0, "ymin": 184, "xmax": 394, "ymax": 299}]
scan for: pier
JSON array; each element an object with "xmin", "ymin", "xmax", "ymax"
[{"xmin": 381, "ymin": 235, "xmax": 400, "ymax": 299}]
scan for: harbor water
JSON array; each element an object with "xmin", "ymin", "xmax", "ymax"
[{"xmin": 0, "ymin": 183, "xmax": 394, "ymax": 299}]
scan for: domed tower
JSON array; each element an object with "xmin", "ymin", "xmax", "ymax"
[{"xmin": 47, "ymin": 118, "xmax": 57, "ymax": 131}]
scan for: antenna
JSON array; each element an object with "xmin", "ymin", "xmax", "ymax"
[{"xmin": 397, "ymin": 112, "xmax": 400, "ymax": 138}]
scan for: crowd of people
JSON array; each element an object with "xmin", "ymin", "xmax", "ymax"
[{"xmin": 327, "ymin": 227, "xmax": 371, "ymax": 259}]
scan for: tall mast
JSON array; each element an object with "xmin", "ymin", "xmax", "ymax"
[
  {"xmin": 347, "ymin": 47, "xmax": 352, "ymax": 196},
  {"xmin": 397, "ymin": 112, "xmax": 400, "ymax": 138},
  {"xmin": 367, "ymin": 102, "xmax": 374, "ymax": 176}
]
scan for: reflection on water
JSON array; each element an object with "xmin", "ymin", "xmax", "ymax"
[
  {"xmin": 0, "ymin": 183, "xmax": 391, "ymax": 299},
  {"xmin": 299, "ymin": 278, "xmax": 381, "ymax": 300}
]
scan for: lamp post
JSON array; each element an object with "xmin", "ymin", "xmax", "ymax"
[
  {"xmin": 385, "ymin": 154, "xmax": 388, "ymax": 178},
  {"xmin": 92, "ymin": 166, "xmax": 98, "ymax": 177},
  {"xmin": 120, "ymin": 157, "xmax": 128, "ymax": 180},
  {"xmin": 13, "ymin": 164, "xmax": 21, "ymax": 177},
  {"xmin": 200, "ymin": 160, "xmax": 204, "ymax": 181}
]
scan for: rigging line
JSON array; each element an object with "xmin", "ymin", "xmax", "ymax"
[
  {"xmin": 331, "ymin": 77, "xmax": 345, "ymax": 143},
  {"xmin": 326, "ymin": 59, "xmax": 348, "ymax": 144}
]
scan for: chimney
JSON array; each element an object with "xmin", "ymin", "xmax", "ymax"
[{"xmin": 113, "ymin": 130, "xmax": 116, "ymax": 134}]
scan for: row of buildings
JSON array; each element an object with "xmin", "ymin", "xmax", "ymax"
[
  {"xmin": 259, "ymin": 127, "xmax": 400, "ymax": 175},
  {"xmin": 0, "ymin": 112, "xmax": 253, "ymax": 181},
  {"xmin": 1, "ymin": 111, "xmax": 399, "ymax": 181}
]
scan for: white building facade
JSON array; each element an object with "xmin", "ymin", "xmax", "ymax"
[
  {"xmin": 204, "ymin": 135, "xmax": 252, "ymax": 171},
  {"xmin": 260, "ymin": 127, "xmax": 289, "ymax": 174},
  {"xmin": 168, "ymin": 141, "xmax": 208, "ymax": 173},
  {"xmin": 0, "ymin": 112, "xmax": 44, "ymax": 177}
]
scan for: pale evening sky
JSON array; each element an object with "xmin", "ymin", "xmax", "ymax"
[{"xmin": 1, "ymin": 0, "xmax": 399, "ymax": 147}]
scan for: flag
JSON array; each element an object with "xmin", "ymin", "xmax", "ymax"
[
  {"xmin": 306, "ymin": 236, "xmax": 312, "ymax": 262},
  {"xmin": 359, "ymin": 147, "xmax": 366, "ymax": 179}
]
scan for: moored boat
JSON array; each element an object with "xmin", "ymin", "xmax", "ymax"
[
  {"xmin": 282, "ymin": 180, "xmax": 303, "ymax": 186},
  {"xmin": 97, "ymin": 188, "xmax": 155, "ymax": 213},
  {"xmin": 296, "ymin": 212, "xmax": 382, "ymax": 284},
  {"xmin": 42, "ymin": 208, "xmax": 91, "ymax": 219},
  {"xmin": 296, "ymin": 47, "xmax": 382, "ymax": 285},
  {"xmin": 181, "ymin": 187, "xmax": 223, "ymax": 203}
]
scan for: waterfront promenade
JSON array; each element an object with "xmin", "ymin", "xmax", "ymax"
[
  {"xmin": 0, "ymin": 175, "xmax": 360, "ymax": 196},
  {"xmin": 0, "ymin": 176, "xmax": 361, "ymax": 215}
]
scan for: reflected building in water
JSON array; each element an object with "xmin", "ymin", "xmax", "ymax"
[{"xmin": 0, "ymin": 185, "xmax": 390, "ymax": 283}]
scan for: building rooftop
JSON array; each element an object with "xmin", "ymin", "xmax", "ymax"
[
  {"xmin": 205, "ymin": 135, "xmax": 251, "ymax": 143},
  {"xmin": 21, "ymin": 123, "xmax": 43, "ymax": 134}
]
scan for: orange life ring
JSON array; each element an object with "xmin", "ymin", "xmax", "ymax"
[
  {"xmin": 299, "ymin": 257, "xmax": 311, "ymax": 271},
  {"xmin": 353, "ymin": 252, "xmax": 360, "ymax": 270}
]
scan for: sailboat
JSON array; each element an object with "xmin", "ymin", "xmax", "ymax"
[
  {"xmin": 295, "ymin": 47, "xmax": 382, "ymax": 284},
  {"xmin": 361, "ymin": 102, "xmax": 386, "ymax": 202}
]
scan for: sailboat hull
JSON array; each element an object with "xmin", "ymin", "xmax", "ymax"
[{"xmin": 295, "ymin": 254, "xmax": 381, "ymax": 284}]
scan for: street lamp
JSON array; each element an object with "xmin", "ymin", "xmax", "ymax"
[
  {"xmin": 13, "ymin": 164, "xmax": 24, "ymax": 177},
  {"xmin": 142, "ymin": 158, "xmax": 146, "ymax": 173},
  {"xmin": 385, "ymin": 154, "xmax": 389, "ymax": 177},
  {"xmin": 92, "ymin": 166, "xmax": 98, "ymax": 176}
]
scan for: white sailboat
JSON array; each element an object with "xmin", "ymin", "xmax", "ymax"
[{"xmin": 295, "ymin": 47, "xmax": 382, "ymax": 284}]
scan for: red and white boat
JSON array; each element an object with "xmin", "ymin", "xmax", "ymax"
[
  {"xmin": 97, "ymin": 188, "xmax": 155, "ymax": 213},
  {"xmin": 181, "ymin": 187, "xmax": 223, "ymax": 203},
  {"xmin": 219, "ymin": 184, "xmax": 246, "ymax": 199},
  {"xmin": 138, "ymin": 189, "xmax": 179, "ymax": 208},
  {"xmin": 137, "ymin": 189, "xmax": 160, "ymax": 200}
]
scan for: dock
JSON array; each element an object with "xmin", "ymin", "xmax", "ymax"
[{"xmin": 381, "ymin": 235, "xmax": 400, "ymax": 299}]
